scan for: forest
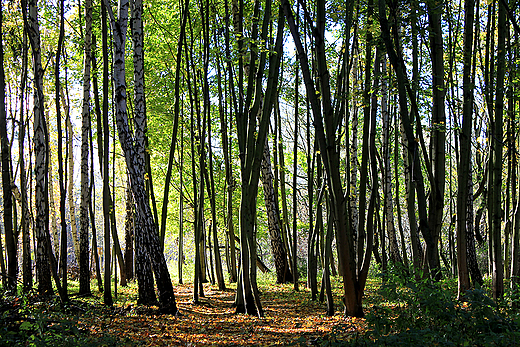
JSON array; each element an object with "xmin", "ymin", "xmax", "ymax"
[{"xmin": 1, "ymin": 0, "xmax": 520, "ymax": 344}]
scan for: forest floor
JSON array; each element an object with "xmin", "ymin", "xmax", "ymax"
[
  {"xmin": 84, "ymin": 281, "xmax": 366, "ymax": 346},
  {"xmin": 1, "ymin": 275, "xmax": 370, "ymax": 346},
  {"xmin": 2, "ymin": 272, "xmax": 520, "ymax": 346}
]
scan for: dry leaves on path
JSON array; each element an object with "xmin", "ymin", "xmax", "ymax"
[{"xmin": 81, "ymin": 282, "xmax": 366, "ymax": 346}]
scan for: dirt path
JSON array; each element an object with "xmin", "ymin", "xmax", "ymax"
[{"xmin": 82, "ymin": 283, "xmax": 364, "ymax": 346}]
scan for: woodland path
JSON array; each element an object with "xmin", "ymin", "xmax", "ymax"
[{"xmin": 80, "ymin": 282, "xmax": 365, "ymax": 346}]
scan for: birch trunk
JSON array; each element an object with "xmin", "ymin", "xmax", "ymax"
[
  {"xmin": 381, "ymin": 57, "xmax": 402, "ymax": 265},
  {"xmin": 105, "ymin": 0, "xmax": 177, "ymax": 313},
  {"xmin": 261, "ymin": 139, "xmax": 293, "ymax": 284},
  {"xmin": 131, "ymin": 0, "xmax": 155, "ymax": 303},
  {"xmin": 64, "ymin": 90, "xmax": 80, "ymax": 264},
  {"xmin": 23, "ymin": 0, "xmax": 53, "ymax": 295}
]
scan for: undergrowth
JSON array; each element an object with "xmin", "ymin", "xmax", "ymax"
[{"xmin": 318, "ymin": 265, "xmax": 520, "ymax": 346}]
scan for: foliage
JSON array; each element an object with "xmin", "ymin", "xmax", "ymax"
[
  {"xmin": 314, "ymin": 266, "xmax": 520, "ymax": 346},
  {"xmin": 0, "ymin": 292, "xmax": 131, "ymax": 346}
]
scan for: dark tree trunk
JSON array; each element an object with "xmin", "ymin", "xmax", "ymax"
[
  {"xmin": 0, "ymin": 0, "xmax": 16, "ymax": 293},
  {"xmin": 79, "ymin": 0, "xmax": 93, "ymax": 297},
  {"xmin": 457, "ymin": 0, "xmax": 475, "ymax": 297},
  {"xmin": 100, "ymin": 0, "xmax": 112, "ymax": 306}
]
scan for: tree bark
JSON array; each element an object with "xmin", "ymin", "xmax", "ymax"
[
  {"xmin": 457, "ymin": 0, "xmax": 475, "ymax": 298},
  {"xmin": 490, "ymin": 0, "xmax": 506, "ymax": 300},
  {"xmin": 426, "ymin": 0, "xmax": 446, "ymax": 281},
  {"xmin": 19, "ymin": 27, "xmax": 32, "ymax": 293},
  {"xmin": 23, "ymin": 0, "xmax": 53, "ymax": 296},
  {"xmin": 261, "ymin": 138, "xmax": 293, "ymax": 284},
  {"xmin": 105, "ymin": 0, "xmax": 178, "ymax": 314},
  {"xmin": 100, "ymin": 0, "xmax": 112, "ymax": 306},
  {"xmin": 79, "ymin": 0, "xmax": 93, "ymax": 296},
  {"xmin": 0, "ymin": 0, "xmax": 16, "ymax": 293},
  {"xmin": 130, "ymin": 0, "xmax": 154, "ymax": 303}
]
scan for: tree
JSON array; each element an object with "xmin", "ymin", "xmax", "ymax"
[
  {"xmin": 0, "ymin": 0, "xmax": 16, "ymax": 293},
  {"xmin": 457, "ymin": 0, "xmax": 475, "ymax": 298},
  {"xmin": 104, "ymin": 0, "xmax": 178, "ymax": 314},
  {"xmin": 55, "ymin": 0, "xmax": 68, "ymax": 301},
  {"xmin": 79, "ymin": 0, "xmax": 93, "ymax": 296},
  {"xmin": 22, "ymin": 0, "xmax": 53, "ymax": 296},
  {"xmin": 489, "ymin": 0, "xmax": 506, "ymax": 300},
  {"xmin": 426, "ymin": 0, "xmax": 447, "ymax": 280},
  {"xmin": 282, "ymin": 0, "xmax": 372, "ymax": 317},
  {"xmin": 233, "ymin": 0, "xmax": 285, "ymax": 316}
]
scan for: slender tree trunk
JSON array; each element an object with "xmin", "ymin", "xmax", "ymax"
[
  {"xmin": 426, "ymin": 0, "xmax": 446, "ymax": 281},
  {"xmin": 0, "ymin": 0, "xmax": 16, "ymax": 293},
  {"xmin": 159, "ymin": 0, "xmax": 188, "ymax": 247},
  {"xmin": 277, "ymin": 102, "xmax": 293, "ymax": 274},
  {"xmin": 234, "ymin": 0, "xmax": 283, "ymax": 317},
  {"xmin": 101, "ymin": 0, "xmax": 112, "ymax": 306},
  {"xmin": 65, "ymin": 93, "xmax": 80, "ymax": 265},
  {"xmin": 19, "ymin": 27, "xmax": 32, "ymax": 293},
  {"xmin": 490, "ymin": 0, "xmax": 506, "ymax": 300},
  {"xmin": 223, "ymin": 0, "xmax": 238, "ymax": 283},
  {"xmin": 130, "ymin": 0, "xmax": 154, "ymax": 301},
  {"xmin": 79, "ymin": 0, "xmax": 93, "ymax": 296},
  {"xmin": 48, "ymin": 150, "xmax": 58, "ymax": 254},
  {"xmin": 457, "ymin": 0, "xmax": 475, "ymax": 298},
  {"xmin": 207, "ymin": 96, "xmax": 225, "ymax": 290},
  {"xmin": 124, "ymin": 185, "xmax": 135, "ymax": 281},
  {"xmin": 292, "ymin": 48, "xmax": 299, "ymax": 291},
  {"xmin": 55, "ymin": 0, "xmax": 68, "ymax": 300},
  {"xmin": 323, "ymin": 202, "xmax": 334, "ymax": 316},
  {"xmin": 23, "ymin": 0, "xmax": 53, "ymax": 296},
  {"xmin": 178, "ymin": 124, "xmax": 184, "ymax": 285}
]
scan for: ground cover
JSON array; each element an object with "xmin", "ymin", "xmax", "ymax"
[{"xmin": 2, "ymin": 271, "xmax": 520, "ymax": 346}]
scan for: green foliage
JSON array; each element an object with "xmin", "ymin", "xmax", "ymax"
[
  {"xmin": 316, "ymin": 266, "xmax": 520, "ymax": 346},
  {"xmin": 0, "ymin": 292, "xmax": 132, "ymax": 346}
]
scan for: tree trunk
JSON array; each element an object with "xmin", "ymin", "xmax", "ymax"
[
  {"xmin": 100, "ymin": 0, "xmax": 112, "ymax": 306},
  {"xmin": 124, "ymin": 186, "xmax": 135, "ymax": 281},
  {"xmin": 79, "ymin": 0, "xmax": 93, "ymax": 296},
  {"xmin": 105, "ymin": 0, "xmax": 178, "ymax": 314},
  {"xmin": 130, "ymin": 0, "xmax": 154, "ymax": 301},
  {"xmin": 490, "ymin": 0, "xmax": 506, "ymax": 300},
  {"xmin": 426, "ymin": 0, "xmax": 446, "ymax": 281},
  {"xmin": 0, "ymin": 0, "xmax": 16, "ymax": 293},
  {"xmin": 223, "ymin": 0, "xmax": 238, "ymax": 283},
  {"xmin": 23, "ymin": 0, "xmax": 53, "ymax": 296},
  {"xmin": 457, "ymin": 0, "xmax": 475, "ymax": 298},
  {"xmin": 261, "ymin": 138, "xmax": 293, "ymax": 284},
  {"xmin": 54, "ymin": 0, "xmax": 68, "ymax": 300},
  {"xmin": 178, "ymin": 124, "xmax": 184, "ymax": 285},
  {"xmin": 381, "ymin": 56, "xmax": 402, "ymax": 266},
  {"xmin": 65, "ymin": 91, "xmax": 80, "ymax": 265},
  {"xmin": 292, "ymin": 48, "xmax": 299, "ymax": 291},
  {"xmin": 19, "ymin": 27, "xmax": 32, "ymax": 293},
  {"xmin": 159, "ymin": 0, "xmax": 188, "ymax": 248},
  {"xmin": 234, "ymin": 0, "xmax": 283, "ymax": 317}
]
